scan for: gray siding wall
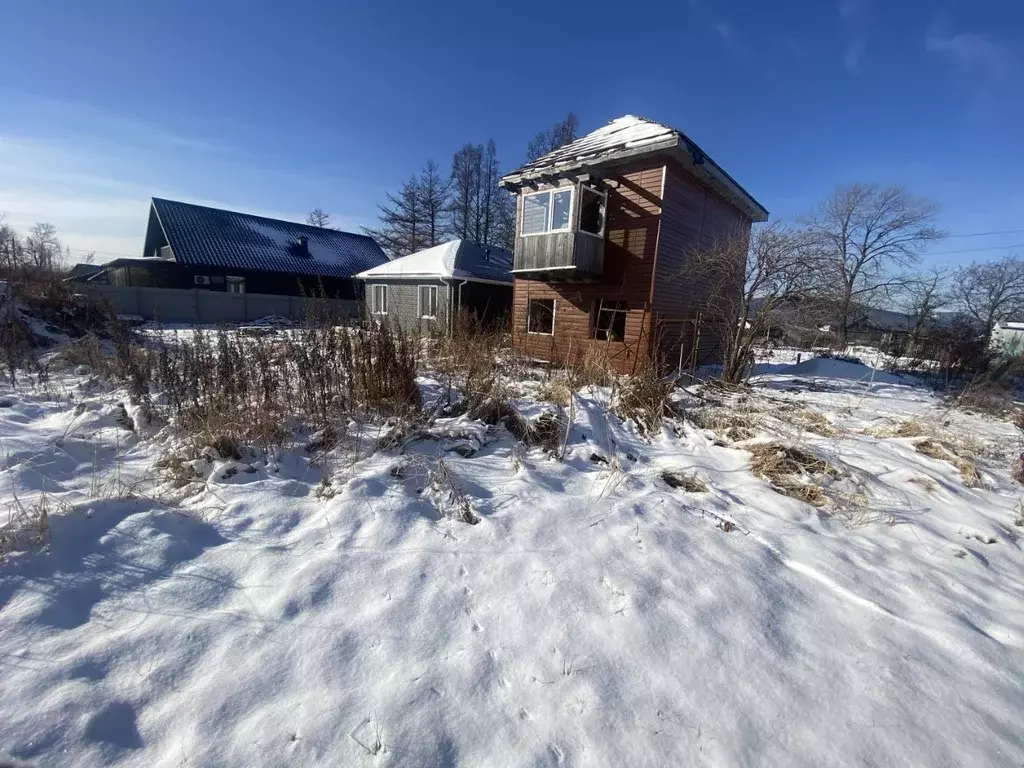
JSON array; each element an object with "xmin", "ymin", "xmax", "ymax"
[{"xmin": 365, "ymin": 279, "xmax": 451, "ymax": 334}]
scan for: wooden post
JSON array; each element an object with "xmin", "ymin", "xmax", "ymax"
[
  {"xmin": 690, "ymin": 313, "xmax": 702, "ymax": 380},
  {"xmin": 677, "ymin": 323, "xmax": 685, "ymax": 376},
  {"xmin": 630, "ymin": 303, "xmax": 649, "ymax": 375}
]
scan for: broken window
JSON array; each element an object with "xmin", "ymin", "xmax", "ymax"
[
  {"xmin": 578, "ymin": 185, "xmax": 606, "ymax": 236},
  {"xmin": 527, "ymin": 299, "xmax": 555, "ymax": 335},
  {"xmin": 592, "ymin": 300, "xmax": 628, "ymax": 341}
]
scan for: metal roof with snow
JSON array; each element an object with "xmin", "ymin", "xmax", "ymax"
[
  {"xmin": 500, "ymin": 115, "xmax": 768, "ymax": 222},
  {"xmin": 354, "ymin": 239, "xmax": 513, "ymax": 284},
  {"xmin": 145, "ymin": 198, "xmax": 388, "ymax": 279}
]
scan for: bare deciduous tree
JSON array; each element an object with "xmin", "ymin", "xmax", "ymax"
[
  {"xmin": 306, "ymin": 208, "xmax": 332, "ymax": 228},
  {"xmin": 0, "ymin": 219, "xmax": 24, "ymax": 272},
  {"xmin": 953, "ymin": 255, "xmax": 1024, "ymax": 341},
  {"xmin": 802, "ymin": 184, "xmax": 944, "ymax": 347},
  {"xmin": 691, "ymin": 221, "xmax": 814, "ymax": 382},
  {"xmin": 899, "ymin": 267, "xmax": 951, "ymax": 352},
  {"xmin": 525, "ymin": 112, "xmax": 579, "ymax": 162},
  {"xmin": 25, "ymin": 222, "xmax": 61, "ymax": 271}
]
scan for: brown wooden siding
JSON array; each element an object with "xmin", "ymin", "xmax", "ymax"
[
  {"xmin": 652, "ymin": 159, "xmax": 751, "ymax": 369},
  {"xmin": 511, "ymin": 162, "xmax": 665, "ymax": 374}
]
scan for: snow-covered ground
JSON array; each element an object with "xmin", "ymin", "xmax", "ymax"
[{"xmin": 2, "ymin": 359, "xmax": 1023, "ymax": 767}]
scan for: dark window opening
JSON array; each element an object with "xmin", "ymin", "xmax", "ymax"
[
  {"xmin": 592, "ymin": 300, "xmax": 628, "ymax": 341},
  {"xmin": 579, "ymin": 186, "xmax": 606, "ymax": 236},
  {"xmin": 527, "ymin": 299, "xmax": 555, "ymax": 335}
]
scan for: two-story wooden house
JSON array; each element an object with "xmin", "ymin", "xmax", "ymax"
[{"xmin": 499, "ymin": 115, "xmax": 768, "ymax": 374}]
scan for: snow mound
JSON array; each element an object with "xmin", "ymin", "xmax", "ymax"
[
  {"xmin": 778, "ymin": 357, "xmax": 906, "ymax": 385},
  {"xmin": 2, "ymin": 365, "xmax": 1023, "ymax": 767}
]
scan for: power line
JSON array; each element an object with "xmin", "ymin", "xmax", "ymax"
[
  {"xmin": 944, "ymin": 228, "xmax": 1024, "ymax": 239},
  {"xmin": 927, "ymin": 242, "xmax": 1024, "ymax": 256}
]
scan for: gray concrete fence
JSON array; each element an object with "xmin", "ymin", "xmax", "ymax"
[{"xmin": 80, "ymin": 284, "xmax": 360, "ymax": 324}]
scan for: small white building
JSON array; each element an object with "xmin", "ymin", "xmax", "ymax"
[{"xmin": 990, "ymin": 320, "xmax": 1024, "ymax": 358}]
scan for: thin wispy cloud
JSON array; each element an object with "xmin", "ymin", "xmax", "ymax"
[
  {"xmin": 925, "ymin": 16, "xmax": 1018, "ymax": 120},
  {"xmin": 845, "ymin": 38, "xmax": 866, "ymax": 71},
  {"xmin": 926, "ymin": 31, "xmax": 1012, "ymax": 79},
  {"xmin": 838, "ymin": 0, "xmax": 869, "ymax": 71},
  {"xmin": 838, "ymin": 0, "xmax": 864, "ymax": 21},
  {"xmin": 712, "ymin": 20, "xmax": 747, "ymax": 58},
  {"xmin": 686, "ymin": 1, "xmax": 746, "ymax": 59}
]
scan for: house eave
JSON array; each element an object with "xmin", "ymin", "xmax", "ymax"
[
  {"xmin": 500, "ymin": 138, "xmax": 769, "ymax": 223},
  {"xmin": 355, "ymin": 271, "xmax": 512, "ymax": 286}
]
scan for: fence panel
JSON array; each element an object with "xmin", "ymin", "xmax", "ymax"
[{"xmin": 81, "ymin": 285, "xmax": 359, "ymax": 324}]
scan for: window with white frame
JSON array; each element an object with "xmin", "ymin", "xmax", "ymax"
[
  {"xmin": 527, "ymin": 299, "xmax": 555, "ymax": 335},
  {"xmin": 419, "ymin": 285, "xmax": 438, "ymax": 318},
  {"xmin": 592, "ymin": 300, "xmax": 628, "ymax": 341},
  {"xmin": 578, "ymin": 185, "xmax": 607, "ymax": 236},
  {"xmin": 371, "ymin": 284, "xmax": 388, "ymax": 315},
  {"xmin": 521, "ymin": 188, "xmax": 573, "ymax": 235},
  {"xmin": 227, "ymin": 276, "xmax": 245, "ymax": 294}
]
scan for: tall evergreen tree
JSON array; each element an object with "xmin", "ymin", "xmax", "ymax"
[
  {"xmin": 305, "ymin": 208, "xmax": 332, "ymax": 228},
  {"xmin": 363, "ymin": 176, "xmax": 429, "ymax": 259},
  {"xmin": 417, "ymin": 160, "xmax": 451, "ymax": 247},
  {"xmin": 449, "ymin": 144, "xmax": 483, "ymax": 241},
  {"xmin": 493, "ymin": 191, "xmax": 517, "ymax": 252},
  {"xmin": 480, "ymin": 140, "xmax": 500, "ymax": 246}
]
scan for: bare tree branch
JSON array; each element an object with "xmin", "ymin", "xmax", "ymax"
[
  {"xmin": 953, "ymin": 255, "xmax": 1024, "ymax": 341},
  {"xmin": 802, "ymin": 184, "xmax": 944, "ymax": 347}
]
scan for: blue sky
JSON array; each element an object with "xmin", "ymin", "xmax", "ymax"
[{"xmin": 0, "ymin": 0, "xmax": 1021, "ymax": 266}]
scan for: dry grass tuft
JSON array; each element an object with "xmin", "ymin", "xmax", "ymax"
[
  {"xmin": 894, "ymin": 419, "xmax": 928, "ymax": 438},
  {"xmin": 537, "ymin": 380, "xmax": 571, "ymax": 407},
  {"xmin": 747, "ymin": 442, "xmax": 840, "ymax": 507},
  {"xmin": 427, "ymin": 312, "xmax": 509, "ymax": 415},
  {"xmin": 787, "ymin": 408, "xmax": 842, "ymax": 437},
  {"xmin": 689, "ymin": 407, "xmax": 758, "ymax": 442},
  {"xmin": 908, "ymin": 475, "xmax": 938, "ymax": 493},
  {"xmin": 869, "ymin": 418, "xmax": 929, "ymax": 438},
  {"xmin": 1013, "ymin": 453, "xmax": 1024, "ymax": 486},
  {"xmin": 914, "ymin": 439, "xmax": 981, "ymax": 487},
  {"xmin": 1, "ymin": 492, "xmax": 60, "ymax": 559},
  {"xmin": 660, "ymin": 469, "xmax": 709, "ymax": 493},
  {"xmin": 748, "ymin": 443, "xmax": 839, "ymax": 479},
  {"xmin": 425, "ymin": 458, "xmax": 479, "ymax": 525},
  {"xmin": 612, "ymin": 366, "xmax": 673, "ymax": 435},
  {"xmin": 830, "ymin": 489, "xmax": 888, "ymax": 527},
  {"xmin": 525, "ymin": 412, "xmax": 566, "ymax": 453},
  {"xmin": 774, "ymin": 479, "xmax": 827, "ymax": 506}
]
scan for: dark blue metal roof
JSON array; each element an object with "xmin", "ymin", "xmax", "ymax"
[{"xmin": 149, "ymin": 198, "xmax": 387, "ymax": 279}]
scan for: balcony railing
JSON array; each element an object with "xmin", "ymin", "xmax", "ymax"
[{"xmin": 511, "ymin": 231, "xmax": 604, "ymax": 279}]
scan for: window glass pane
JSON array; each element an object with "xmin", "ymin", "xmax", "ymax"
[
  {"xmin": 527, "ymin": 299, "xmax": 555, "ymax": 335},
  {"xmin": 420, "ymin": 285, "xmax": 436, "ymax": 317},
  {"xmin": 551, "ymin": 190, "xmax": 572, "ymax": 230},
  {"xmin": 373, "ymin": 285, "xmax": 387, "ymax": 313},
  {"xmin": 522, "ymin": 193, "xmax": 550, "ymax": 234},
  {"xmin": 579, "ymin": 187, "xmax": 605, "ymax": 235}
]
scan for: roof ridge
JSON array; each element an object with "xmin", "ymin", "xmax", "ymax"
[{"xmin": 151, "ymin": 197, "xmax": 375, "ymax": 240}]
